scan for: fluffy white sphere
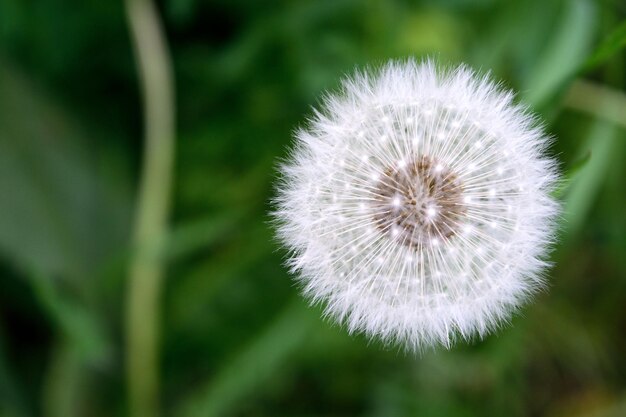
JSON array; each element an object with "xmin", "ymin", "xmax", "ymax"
[{"xmin": 274, "ymin": 59, "xmax": 559, "ymax": 350}]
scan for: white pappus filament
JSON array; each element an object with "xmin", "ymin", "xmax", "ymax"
[{"xmin": 273, "ymin": 59, "xmax": 559, "ymax": 351}]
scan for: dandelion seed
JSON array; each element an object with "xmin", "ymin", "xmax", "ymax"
[{"xmin": 273, "ymin": 59, "xmax": 559, "ymax": 351}]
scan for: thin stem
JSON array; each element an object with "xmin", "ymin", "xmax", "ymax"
[{"xmin": 124, "ymin": 0, "xmax": 175, "ymax": 416}]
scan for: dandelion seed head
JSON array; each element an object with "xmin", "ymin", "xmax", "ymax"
[
  {"xmin": 273, "ymin": 59, "xmax": 559, "ymax": 351},
  {"xmin": 371, "ymin": 156, "xmax": 465, "ymax": 248}
]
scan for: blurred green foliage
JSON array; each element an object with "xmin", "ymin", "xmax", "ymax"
[{"xmin": 0, "ymin": 0, "xmax": 625, "ymax": 416}]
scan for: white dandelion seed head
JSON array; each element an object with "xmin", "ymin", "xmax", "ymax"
[{"xmin": 273, "ymin": 59, "xmax": 559, "ymax": 351}]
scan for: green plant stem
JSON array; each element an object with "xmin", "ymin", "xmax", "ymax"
[{"xmin": 124, "ymin": 0, "xmax": 175, "ymax": 416}]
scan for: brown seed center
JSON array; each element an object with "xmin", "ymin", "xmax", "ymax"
[{"xmin": 371, "ymin": 155, "xmax": 465, "ymax": 248}]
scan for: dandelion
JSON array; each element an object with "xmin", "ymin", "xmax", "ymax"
[{"xmin": 274, "ymin": 59, "xmax": 559, "ymax": 350}]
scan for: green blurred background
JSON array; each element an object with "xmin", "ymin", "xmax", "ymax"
[{"xmin": 0, "ymin": 0, "xmax": 625, "ymax": 416}]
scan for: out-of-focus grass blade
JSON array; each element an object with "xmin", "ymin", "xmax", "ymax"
[
  {"xmin": 168, "ymin": 221, "xmax": 274, "ymax": 327},
  {"xmin": 522, "ymin": 0, "xmax": 596, "ymax": 108},
  {"xmin": 563, "ymin": 122, "xmax": 622, "ymax": 238},
  {"xmin": 175, "ymin": 299, "xmax": 314, "ymax": 417},
  {"xmin": 563, "ymin": 79, "xmax": 626, "ymax": 130},
  {"xmin": 165, "ymin": 211, "xmax": 245, "ymax": 263},
  {"xmin": 31, "ymin": 271, "xmax": 110, "ymax": 417},
  {"xmin": 0, "ymin": 61, "xmax": 131, "ymax": 282},
  {"xmin": 552, "ymin": 151, "xmax": 591, "ymax": 199},
  {"xmin": 581, "ymin": 21, "xmax": 626, "ymax": 73},
  {"xmin": 468, "ymin": 0, "xmax": 559, "ymax": 77},
  {"xmin": 29, "ymin": 273, "xmax": 110, "ymax": 364}
]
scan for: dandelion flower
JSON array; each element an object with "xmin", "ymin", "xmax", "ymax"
[{"xmin": 274, "ymin": 59, "xmax": 559, "ymax": 350}]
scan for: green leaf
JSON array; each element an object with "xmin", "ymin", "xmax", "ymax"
[
  {"xmin": 0, "ymin": 61, "xmax": 132, "ymax": 282},
  {"xmin": 581, "ymin": 21, "xmax": 626, "ymax": 73},
  {"xmin": 563, "ymin": 122, "xmax": 623, "ymax": 238},
  {"xmin": 29, "ymin": 273, "xmax": 110, "ymax": 364},
  {"xmin": 522, "ymin": 0, "xmax": 596, "ymax": 108}
]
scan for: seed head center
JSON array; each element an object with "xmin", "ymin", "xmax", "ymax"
[{"xmin": 372, "ymin": 155, "xmax": 465, "ymax": 248}]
